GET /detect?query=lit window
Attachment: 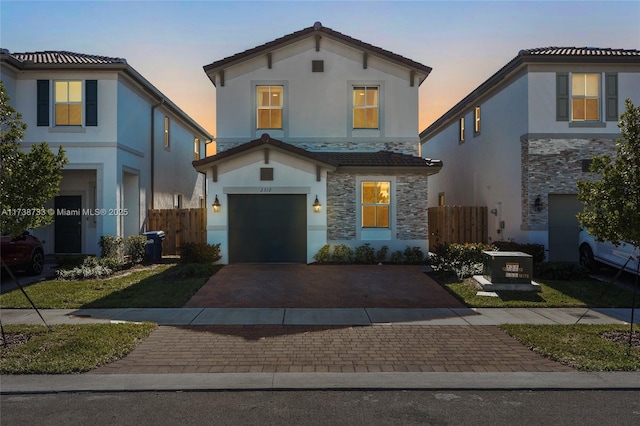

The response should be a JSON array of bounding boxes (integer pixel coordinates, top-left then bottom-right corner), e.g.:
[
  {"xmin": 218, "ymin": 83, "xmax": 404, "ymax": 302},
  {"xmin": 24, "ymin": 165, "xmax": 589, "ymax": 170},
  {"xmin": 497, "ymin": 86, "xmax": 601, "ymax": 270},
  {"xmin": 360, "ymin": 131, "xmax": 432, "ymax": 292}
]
[
  {"xmin": 438, "ymin": 192, "xmax": 445, "ymax": 206},
  {"xmin": 572, "ymin": 73, "xmax": 600, "ymax": 121},
  {"xmin": 257, "ymin": 86, "xmax": 283, "ymax": 129},
  {"xmin": 55, "ymin": 80, "xmax": 82, "ymax": 126},
  {"xmin": 194, "ymin": 137, "xmax": 200, "ymax": 161},
  {"xmin": 474, "ymin": 106, "xmax": 481, "ymax": 133},
  {"xmin": 459, "ymin": 117, "xmax": 465, "ymax": 141},
  {"xmin": 353, "ymin": 86, "xmax": 379, "ymax": 129},
  {"xmin": 361, "ymin": 181, "xmax": 390, "ymax": 228},
  {"xmin": 164, "ymin": 116, "xmax": 170, "ymax": 150}
]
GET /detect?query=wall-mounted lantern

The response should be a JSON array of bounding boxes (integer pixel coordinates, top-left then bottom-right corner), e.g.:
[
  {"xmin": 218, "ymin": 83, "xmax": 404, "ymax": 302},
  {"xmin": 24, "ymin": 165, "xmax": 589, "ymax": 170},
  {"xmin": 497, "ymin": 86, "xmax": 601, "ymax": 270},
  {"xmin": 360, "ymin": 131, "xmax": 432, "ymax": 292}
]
[
  {"xmin": 212, "ymin": 195, "xmax": 221, "ymax": 213},
  {"xmin": 533, "ymin": 195, "xmax": 544, "ymax": 212},
  {"xmin": 312, "ymin": 195, "xmax": 321, "ymax": 213}
]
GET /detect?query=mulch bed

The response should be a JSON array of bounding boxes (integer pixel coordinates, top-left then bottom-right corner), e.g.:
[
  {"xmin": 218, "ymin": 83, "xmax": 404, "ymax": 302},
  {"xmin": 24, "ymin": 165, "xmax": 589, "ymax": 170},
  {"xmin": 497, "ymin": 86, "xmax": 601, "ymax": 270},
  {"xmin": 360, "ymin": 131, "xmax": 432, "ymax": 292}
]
[{"xmin": 600, "ymin": 330, "xmax": 640, "ymax": 349}]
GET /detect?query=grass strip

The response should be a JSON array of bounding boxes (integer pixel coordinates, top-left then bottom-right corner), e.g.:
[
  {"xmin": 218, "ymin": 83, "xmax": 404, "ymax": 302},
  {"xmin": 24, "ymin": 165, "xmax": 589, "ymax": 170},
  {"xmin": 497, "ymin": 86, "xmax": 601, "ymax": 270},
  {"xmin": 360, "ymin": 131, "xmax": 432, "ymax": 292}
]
[
  {"xmin": 500, "ymin": 324, "xmax": 640, "ymax": 371},
  {"xmin": 0, "ymin": 263, "xmax": 220, "ymax": 309},
  {"xmin": 0, "ymin": 323, "xmax": 156, "ymax": 374},
  {"xmin": 443, "ymin": 278, "xmax": 635, "ymax": 308}
]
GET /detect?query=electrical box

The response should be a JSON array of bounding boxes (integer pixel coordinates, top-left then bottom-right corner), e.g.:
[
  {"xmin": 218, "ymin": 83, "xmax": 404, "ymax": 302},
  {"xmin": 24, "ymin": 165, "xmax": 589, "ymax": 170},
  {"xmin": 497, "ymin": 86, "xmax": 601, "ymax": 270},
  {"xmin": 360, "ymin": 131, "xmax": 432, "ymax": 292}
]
[{"xmin": 482, "ymin": 251, "xmax": 533, "ymax": 285}]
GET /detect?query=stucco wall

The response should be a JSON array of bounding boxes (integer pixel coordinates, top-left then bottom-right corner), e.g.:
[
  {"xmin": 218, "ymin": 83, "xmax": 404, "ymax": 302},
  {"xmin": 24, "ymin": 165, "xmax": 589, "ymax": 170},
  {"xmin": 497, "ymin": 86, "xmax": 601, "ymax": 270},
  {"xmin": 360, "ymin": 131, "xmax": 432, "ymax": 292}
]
[{"xmin": 215, "ymin": 36, "xmax": 420, "ymax": 155}]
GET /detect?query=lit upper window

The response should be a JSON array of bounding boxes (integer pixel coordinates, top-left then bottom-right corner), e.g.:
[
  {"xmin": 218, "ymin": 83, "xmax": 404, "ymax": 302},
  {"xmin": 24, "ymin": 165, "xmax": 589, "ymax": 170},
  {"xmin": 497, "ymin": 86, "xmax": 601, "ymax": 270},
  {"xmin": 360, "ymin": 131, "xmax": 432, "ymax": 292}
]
[
  {"xmin": 55, "ymin": 81, "xmax": 82, "ymax": 126},
  {"xmin": 353, "ymin": 86, "xmax": 379, "ymax": 129},
  {"xmin": 257, "ymin": 86, "xmax": 283, "ymax": 129},
  {"xmin": 572, "ymin": 73, "xmax": 600, "ymax": 121}
]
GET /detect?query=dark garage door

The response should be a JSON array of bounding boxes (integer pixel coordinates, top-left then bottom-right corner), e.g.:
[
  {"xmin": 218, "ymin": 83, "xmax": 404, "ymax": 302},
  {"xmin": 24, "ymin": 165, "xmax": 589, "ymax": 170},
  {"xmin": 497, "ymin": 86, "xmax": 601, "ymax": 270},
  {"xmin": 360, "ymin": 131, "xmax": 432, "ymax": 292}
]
[
  {"xmin": 548, "ymin": 194, "xmax": 583, "ymax": 263},
  {"xmin": 228, "ymin": 194, "xmax": 307, "ymax": 263}
]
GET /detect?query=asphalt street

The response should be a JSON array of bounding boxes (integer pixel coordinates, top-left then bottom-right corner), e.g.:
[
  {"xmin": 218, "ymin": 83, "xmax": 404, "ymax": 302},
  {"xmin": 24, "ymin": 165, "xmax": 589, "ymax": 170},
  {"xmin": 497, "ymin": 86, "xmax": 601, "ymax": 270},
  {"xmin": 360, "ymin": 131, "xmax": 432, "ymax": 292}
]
[{"xmin": 2, "ymin": 390, "xmax": 639, "ymax": 425}]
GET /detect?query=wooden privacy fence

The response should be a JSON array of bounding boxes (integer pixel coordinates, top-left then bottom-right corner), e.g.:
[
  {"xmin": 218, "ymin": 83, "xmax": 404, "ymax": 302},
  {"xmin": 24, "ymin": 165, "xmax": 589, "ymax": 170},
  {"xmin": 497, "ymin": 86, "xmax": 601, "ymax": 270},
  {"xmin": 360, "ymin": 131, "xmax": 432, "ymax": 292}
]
[
  {"xmin": 147, "ymin": 208, "xmax": 206, "ymax": 255},
  {"xmin": 428, "ymin": 206, "xmax": 488, "ymax": 252}
]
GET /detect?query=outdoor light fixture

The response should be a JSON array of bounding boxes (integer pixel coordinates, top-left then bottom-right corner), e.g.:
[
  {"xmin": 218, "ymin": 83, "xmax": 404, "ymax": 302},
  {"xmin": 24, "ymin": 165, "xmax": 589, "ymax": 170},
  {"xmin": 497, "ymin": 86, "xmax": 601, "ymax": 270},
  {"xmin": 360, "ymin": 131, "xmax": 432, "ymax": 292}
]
[
  {"xmin": 212, "ymin": 195, "xmax": 221, "ymax": 213},
  {"xmin": 312, "ymin": 195, "xmax": 321, "ymax": 213},
  {"xmin": 533, "ymin": 195, "xmax": 544, "ymax": 212}
]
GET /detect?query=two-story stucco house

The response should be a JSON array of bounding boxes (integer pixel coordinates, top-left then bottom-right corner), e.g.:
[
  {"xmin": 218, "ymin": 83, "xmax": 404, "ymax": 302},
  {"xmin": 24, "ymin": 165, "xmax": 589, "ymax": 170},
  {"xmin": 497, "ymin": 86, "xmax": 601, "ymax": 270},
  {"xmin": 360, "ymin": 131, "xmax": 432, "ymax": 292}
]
[
  {"xmin": 420, "ymin": 47, "xmax": 640, "ymax": 262},
  {"xmin": 193, "ymin": 22, "xmax": 441, "ymax": 263},
  {"xmin": 1, "ymin": 49, "xmax": 213, "ymax": 255}
]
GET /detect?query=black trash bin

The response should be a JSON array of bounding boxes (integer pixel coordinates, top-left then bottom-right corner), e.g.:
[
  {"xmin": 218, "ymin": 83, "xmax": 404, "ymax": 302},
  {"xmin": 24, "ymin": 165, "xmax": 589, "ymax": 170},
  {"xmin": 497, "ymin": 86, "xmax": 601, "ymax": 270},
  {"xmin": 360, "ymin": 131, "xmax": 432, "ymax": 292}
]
[{"xmin": 143, "ymin": 231, "xmax": 165, "ymax": 263}]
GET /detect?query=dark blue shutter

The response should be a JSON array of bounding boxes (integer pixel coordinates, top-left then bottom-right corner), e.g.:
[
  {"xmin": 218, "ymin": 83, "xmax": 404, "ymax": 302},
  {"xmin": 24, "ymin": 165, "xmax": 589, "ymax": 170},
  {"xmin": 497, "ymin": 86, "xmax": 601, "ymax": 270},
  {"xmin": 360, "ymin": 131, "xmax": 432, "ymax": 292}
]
[
  {"xmin": 556, "ymin": 73, "xmax": 569, "ymax": 121},
  {"xmin": 605, "ymin": 73, "xmax": 618, "ymax": 121},
  {"xmin": 85, "ymin": 80, "xmax": 98, "ymax": 126},
  {"xmin": 37, "ymin": 80, "xmax": 49, "ymax": 126}
]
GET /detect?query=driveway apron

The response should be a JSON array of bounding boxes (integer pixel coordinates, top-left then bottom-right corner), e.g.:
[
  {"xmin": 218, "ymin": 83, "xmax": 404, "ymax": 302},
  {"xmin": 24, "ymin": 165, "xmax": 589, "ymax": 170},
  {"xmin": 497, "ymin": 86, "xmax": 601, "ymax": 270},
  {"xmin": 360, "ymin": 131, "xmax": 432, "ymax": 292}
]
[{"xmin": 184, "ymin": 264, "xmax": 465, "ymax": 308}]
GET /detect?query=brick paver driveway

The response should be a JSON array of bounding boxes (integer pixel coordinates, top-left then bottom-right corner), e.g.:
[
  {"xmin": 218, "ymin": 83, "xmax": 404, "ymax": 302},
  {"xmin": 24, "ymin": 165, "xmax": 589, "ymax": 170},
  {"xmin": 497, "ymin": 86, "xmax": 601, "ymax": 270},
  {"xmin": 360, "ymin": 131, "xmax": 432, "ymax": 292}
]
[
  {"xmin": 184, "ymin": 264, "xmax": 464, "ymax": 308},
  {"xmin": 93, "ymin": 325, "xmax": 572, "ymax": 374}
]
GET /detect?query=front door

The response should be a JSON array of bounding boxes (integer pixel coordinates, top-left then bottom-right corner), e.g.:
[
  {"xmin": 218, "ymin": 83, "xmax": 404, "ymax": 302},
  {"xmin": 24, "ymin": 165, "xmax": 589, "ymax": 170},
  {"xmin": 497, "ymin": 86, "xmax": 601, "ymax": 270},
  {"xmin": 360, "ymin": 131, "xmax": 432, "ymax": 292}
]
[{"xmin": 54, "ymin": 195, "xmax": 82, "ymax": 253}]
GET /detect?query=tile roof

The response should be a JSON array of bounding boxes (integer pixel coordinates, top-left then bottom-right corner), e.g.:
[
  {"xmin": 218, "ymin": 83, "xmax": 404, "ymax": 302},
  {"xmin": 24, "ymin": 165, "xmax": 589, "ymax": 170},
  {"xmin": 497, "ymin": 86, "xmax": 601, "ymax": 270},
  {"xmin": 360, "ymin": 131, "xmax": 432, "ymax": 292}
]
[
  {"xmin": 204, "ymin": 21, "xmax": 431, "ymax": 76},
  {"xmin": 420, "ymin": 46, "xmax": 640, "ymax": 140},
  {"xmin": 7, "ymin": 50, "xmax": 126, "ymax": 64},
  {"xmin": 193, "ymin": 133, "xmax": 441, "ymax": 171},
  {"xmin": 518, "ymin": 47, "xmax": 640, "ymax": 57}
]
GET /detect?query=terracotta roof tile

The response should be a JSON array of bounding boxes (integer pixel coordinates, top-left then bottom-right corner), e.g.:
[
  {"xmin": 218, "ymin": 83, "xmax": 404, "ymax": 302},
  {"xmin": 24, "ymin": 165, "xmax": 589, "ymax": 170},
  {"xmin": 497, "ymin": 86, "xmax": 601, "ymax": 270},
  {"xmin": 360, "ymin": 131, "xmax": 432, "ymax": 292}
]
[
  {"xmin": 8, "ymin": 50, "xmax": 126, "ymax": 65},
  {"xmin": 204, "ymin": 22, "xmax": 431, "ymax": 75},
  {"xmin": 519, "ymin": 46, "xmax": 640, "ymax": 57}
]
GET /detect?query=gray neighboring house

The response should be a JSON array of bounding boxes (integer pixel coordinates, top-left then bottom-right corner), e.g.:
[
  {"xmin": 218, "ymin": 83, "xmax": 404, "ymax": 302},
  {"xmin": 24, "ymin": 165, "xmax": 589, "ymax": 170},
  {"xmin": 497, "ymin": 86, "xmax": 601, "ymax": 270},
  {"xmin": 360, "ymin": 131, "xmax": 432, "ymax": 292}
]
[{"xmin": 420, "ymin": 47, "xmax": 640, "ymax": 262}]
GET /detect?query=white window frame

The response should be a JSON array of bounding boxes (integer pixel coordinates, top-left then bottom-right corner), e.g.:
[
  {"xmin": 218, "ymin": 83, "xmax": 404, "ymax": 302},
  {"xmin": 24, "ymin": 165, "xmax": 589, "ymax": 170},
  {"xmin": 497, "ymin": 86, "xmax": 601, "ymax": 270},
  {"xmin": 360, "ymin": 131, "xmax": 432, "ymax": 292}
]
[
  {"xmin": 571, "ymin": 73, "xmax": 601, "ymax": 122},
  {"xmin": 356, "ymin": 176, "xmax": 395, "ymax": 241},
  {"xmin": 164, "ymin": 116, "xmax": 170, "ymax": 151},
  {"xmin": 474, "ymin": 106, "xmax": 481, "ymax": 134},
  {"xmin": 194, "ymin": 137, "xmax": 200, "ymax": 161},
  {"xmin": 352, "ymin": 86, "xmax": 380, "ymax": 129},
  {"xmin": 459, "ymin": 117, "xmax": 465, "ymax": 142},
  {"xmin": 54, "ymin": 80, "xmax": 83, "ymax": 126},
  {"xmin": 256, "ymin": 85, "xmax": 283, "ymax": 130}
]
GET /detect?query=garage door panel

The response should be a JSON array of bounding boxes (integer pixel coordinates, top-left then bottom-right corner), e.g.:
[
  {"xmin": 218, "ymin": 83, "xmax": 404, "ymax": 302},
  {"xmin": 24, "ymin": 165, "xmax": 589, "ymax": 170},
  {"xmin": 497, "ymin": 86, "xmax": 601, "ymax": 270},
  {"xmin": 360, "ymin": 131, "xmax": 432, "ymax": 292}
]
[{"xmin": 228, "ymin": 194, "xmax": 307, "ymax": 263}]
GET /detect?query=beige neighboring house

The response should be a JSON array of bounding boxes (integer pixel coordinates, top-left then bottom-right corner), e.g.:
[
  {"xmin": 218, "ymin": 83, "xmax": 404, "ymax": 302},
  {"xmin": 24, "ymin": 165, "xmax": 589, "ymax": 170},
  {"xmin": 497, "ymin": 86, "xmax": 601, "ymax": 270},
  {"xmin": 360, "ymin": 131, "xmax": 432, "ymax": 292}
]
[{"xmin": 193, "ymin": 22, "xmax": 441, "ymax": 263}]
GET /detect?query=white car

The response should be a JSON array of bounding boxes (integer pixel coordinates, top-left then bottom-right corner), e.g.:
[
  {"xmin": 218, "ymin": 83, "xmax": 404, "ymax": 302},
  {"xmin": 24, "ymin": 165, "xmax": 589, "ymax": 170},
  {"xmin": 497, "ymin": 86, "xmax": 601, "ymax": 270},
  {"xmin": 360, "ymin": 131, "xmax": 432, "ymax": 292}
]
[{"xmin": 578, "ymin": 229, "xmax": 639, "ymax": 276}]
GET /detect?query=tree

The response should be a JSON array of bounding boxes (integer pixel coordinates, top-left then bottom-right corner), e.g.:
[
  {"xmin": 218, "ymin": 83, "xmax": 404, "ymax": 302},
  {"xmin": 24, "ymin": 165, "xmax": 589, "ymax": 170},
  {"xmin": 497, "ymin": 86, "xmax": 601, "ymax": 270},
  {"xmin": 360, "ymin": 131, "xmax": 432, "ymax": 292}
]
[
  {"xmin": 577, "ymin": 98, "xmax": 640, "ymax": 249},
  {"xmin": 0, "ymin": 81, "xmax": 68, "ymax": 237}
]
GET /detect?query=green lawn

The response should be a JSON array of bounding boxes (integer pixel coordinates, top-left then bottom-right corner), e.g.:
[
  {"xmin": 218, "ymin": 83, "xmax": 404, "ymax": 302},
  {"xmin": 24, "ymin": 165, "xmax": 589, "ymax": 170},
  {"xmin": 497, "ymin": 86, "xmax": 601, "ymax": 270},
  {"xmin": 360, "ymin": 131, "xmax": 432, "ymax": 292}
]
[
  {"xmin": 500, "ymin": 324, "xmax": 640, "ymax": 371},
  {"xmin": 0, "ymin": 262, "xmax": 221, "ymax": 309},
  {"xmin": 443, "ymin": 277, "xmax": 636, "ymax": 308},
  {"xmin": 0, "ymin": 323, "xmax": 156, "ymax": 374}
]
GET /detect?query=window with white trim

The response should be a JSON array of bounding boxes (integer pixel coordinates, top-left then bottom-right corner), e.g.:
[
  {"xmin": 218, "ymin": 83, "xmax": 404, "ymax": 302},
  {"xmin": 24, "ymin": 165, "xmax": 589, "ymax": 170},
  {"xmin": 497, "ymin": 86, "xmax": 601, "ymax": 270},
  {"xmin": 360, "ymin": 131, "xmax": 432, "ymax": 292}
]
[
  {"xmin": 361, "ymin": 181, "xmax": 390, "ymax": 228},
  {"xmin": 474, "ymin": 106, "xmax": 481, "ymax": 134},
  {"xmin": 257, "ymin": 85, "xmax": 283, "ymax": 129},
  {"xmin": 164, "ymin": 116, "xmax": 170, "ymax": 150},
  {"xmin": 353, "ymin": 86, "xmax": 379, "ymax": 129},
  {"xmin": 194, "ymin": 137, "xmax": 200, "ymax": 161},
  {"xmin": 55, "ymin": 80, "xmax": 82, "ymax": 126},
  {"xmin": 459, "ymin": 117, "xmax": 465, "ymax": 142},
  {"xmin": 571, "ymin": 73, "xmax": 600, "ymax": 121}
]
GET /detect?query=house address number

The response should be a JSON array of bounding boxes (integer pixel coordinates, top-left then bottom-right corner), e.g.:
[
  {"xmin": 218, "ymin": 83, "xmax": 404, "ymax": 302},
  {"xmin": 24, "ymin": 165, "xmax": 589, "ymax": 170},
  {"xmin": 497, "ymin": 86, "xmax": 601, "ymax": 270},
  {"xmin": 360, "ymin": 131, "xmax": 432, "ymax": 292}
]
[{"xmin": 260, "ymin": 187, "xmax": 272, "ymax": 193}]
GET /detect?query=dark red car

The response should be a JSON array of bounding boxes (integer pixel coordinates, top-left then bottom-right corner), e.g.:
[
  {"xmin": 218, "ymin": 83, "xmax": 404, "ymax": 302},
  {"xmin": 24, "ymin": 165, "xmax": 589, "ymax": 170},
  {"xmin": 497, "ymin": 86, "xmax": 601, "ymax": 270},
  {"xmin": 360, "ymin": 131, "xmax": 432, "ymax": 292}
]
[{"xmin": 1, "ymin": 231, "xmax": 45, "ymax": 275}]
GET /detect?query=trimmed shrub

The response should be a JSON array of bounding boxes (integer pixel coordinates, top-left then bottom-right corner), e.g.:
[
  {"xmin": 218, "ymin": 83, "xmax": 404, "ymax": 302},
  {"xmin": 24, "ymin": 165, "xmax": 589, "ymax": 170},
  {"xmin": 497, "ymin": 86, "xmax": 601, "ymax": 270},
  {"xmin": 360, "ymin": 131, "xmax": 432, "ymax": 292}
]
[
  {"xmin": 180, "ymin": 242, "xmax": 222, "ymax": 264},
  {"xmin": 56, "ymin": 256, "xmax": 113, "ymax": 280},
  {"xmin": 430, "ymin": 242, "xmax": 496, "ymax": 280},
  {"xmin": 390, "ymin": 250, "xmax": 404, "ymax": 264},
  {"xmin": 375, "ymin": 245, "xmax": 389, "ymax": 263},
  {"xmin": 331, "ymin": 244, "xmax": 354, "ymax": 264},
  {"xmin": 99, "ymin": 236, "xmax": 123, "ymax": 260},
  {"xmin": 403, "ymin": 246, "xmax": 426, "ymax": 264},
  {"xmin": 354, "ymin": 243, "xmax": 376, "ymax": 264},
  {"xmin": 493, "ymin": 241, "xmax": 546, "ymax": 265},
  {"xmin": 314, "ymin": 244, "xmax": 331, "ymax": 263},
  {"xmin": 124, "ymin": 235, "xmax": 147, "ymax": 264}
]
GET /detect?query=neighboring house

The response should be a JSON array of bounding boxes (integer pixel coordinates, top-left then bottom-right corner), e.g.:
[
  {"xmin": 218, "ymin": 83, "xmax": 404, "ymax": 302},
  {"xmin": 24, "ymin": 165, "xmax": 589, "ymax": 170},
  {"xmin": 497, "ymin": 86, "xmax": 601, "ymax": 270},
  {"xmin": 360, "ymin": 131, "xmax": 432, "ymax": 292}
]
[
  {"xmin": 0, "ymin": 49, "xmax": 213, "ymax": 255},
  {"xmin": 193, "ymin": 22, "xmax": 441, "ymax": 264},
  {"xmin": 420, "ymin": 47, "xmax": 640, "ymax": 262}
]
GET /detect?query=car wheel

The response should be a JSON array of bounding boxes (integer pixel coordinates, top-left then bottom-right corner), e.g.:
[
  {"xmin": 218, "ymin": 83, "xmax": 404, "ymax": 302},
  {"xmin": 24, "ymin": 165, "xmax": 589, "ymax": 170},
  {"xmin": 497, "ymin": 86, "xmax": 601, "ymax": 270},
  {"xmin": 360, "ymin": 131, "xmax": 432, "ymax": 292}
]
[
  {"xmin": 26, "ymin": 249, "xmax": 45, "ymax": 275},
  {"xmin": 579, "ymin": 244, "xmax": 598, "ymax": 273}
]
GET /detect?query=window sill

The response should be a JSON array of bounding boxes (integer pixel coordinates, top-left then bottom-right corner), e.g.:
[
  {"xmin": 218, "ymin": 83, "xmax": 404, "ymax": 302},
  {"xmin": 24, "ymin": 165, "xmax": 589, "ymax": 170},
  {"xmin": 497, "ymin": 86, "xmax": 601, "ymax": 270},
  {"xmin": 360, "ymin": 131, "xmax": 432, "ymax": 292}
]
[
  {"xmin": 568, "ymin": 121, "xmax": 606, "ymax": 128},
  {"xmin": 48, "ymin": 126, "xmax": 86, "ymax": 133}
]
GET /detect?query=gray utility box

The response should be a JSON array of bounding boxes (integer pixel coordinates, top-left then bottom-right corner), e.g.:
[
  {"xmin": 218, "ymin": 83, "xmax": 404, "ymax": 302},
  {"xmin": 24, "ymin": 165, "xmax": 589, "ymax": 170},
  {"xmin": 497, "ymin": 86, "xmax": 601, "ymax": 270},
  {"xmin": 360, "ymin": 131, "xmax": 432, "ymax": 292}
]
[{"xmin": 482, "ymin": 251, "xmax": 533, "ymax": 285}]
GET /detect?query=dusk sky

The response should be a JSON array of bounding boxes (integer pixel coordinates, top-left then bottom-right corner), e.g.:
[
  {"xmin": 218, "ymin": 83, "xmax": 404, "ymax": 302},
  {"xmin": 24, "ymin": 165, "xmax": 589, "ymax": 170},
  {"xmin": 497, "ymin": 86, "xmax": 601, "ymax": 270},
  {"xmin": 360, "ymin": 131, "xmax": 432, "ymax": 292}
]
[{"xmin": 1, "ymin": 1, "xmax": 638, "ymax": 138}]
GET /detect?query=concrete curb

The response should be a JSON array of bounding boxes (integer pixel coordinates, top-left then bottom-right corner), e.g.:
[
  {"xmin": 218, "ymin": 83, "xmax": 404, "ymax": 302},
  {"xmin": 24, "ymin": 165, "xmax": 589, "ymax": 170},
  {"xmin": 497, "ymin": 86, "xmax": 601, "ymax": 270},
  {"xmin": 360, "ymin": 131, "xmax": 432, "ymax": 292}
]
[{"xmin": 2, "ymin": 372, "xmax": 639, "ymax": 393}]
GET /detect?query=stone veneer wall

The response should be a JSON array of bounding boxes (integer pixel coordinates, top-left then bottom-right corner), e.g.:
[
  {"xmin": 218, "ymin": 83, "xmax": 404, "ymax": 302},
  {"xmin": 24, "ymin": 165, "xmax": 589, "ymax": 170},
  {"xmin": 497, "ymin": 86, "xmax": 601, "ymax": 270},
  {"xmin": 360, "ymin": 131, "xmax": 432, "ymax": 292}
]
[
  {"xmin": 326, "ymin": 171, "xmax": 357, "ymax": 241},
  {"xmin": 521, "ymin": 137, "xmax": 616, "ymax": 229},
  {"xmin": 326, "ymin": 171, "xmax": 428, "ymax": 241},
  {"xmin": 218, "ymin": 140, "xmax": 419, "ymax": 155}
]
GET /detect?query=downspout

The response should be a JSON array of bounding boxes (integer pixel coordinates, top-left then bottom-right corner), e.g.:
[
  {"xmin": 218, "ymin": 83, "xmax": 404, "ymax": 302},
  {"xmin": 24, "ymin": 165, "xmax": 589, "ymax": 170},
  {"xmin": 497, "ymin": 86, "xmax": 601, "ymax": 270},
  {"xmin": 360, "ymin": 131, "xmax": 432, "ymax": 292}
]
[{"xmin": 150, "ymin": 98, "xmax": 164, "ymax": 209}]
